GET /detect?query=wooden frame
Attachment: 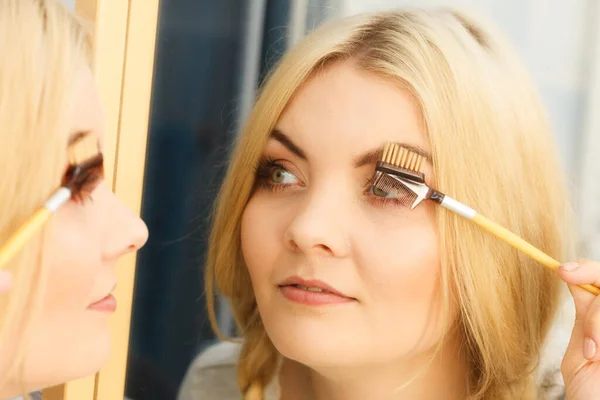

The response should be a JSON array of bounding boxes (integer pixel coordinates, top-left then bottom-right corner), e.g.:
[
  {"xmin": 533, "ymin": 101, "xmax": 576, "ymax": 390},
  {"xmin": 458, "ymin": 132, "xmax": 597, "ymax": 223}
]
[{"xmin": 43, "ymin": 0, "xmax": 158, "ymax": 399}]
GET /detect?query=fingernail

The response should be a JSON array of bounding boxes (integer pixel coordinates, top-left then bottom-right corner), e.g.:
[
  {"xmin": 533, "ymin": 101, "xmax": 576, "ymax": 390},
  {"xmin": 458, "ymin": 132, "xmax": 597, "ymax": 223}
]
[
  {"xmin": 561, "ymin": 262, "xmax": 579, "ymax": 272},
  {"xmin": 584, "ymin": 338, "xmax": 597, "ymax": 360}
]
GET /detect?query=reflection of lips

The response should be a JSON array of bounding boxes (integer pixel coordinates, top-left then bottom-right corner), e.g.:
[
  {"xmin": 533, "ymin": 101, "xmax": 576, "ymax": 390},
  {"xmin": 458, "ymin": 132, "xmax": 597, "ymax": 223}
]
[{"xmin": 87, "ymin": 294, "xmax": 117, "ymax": 313}]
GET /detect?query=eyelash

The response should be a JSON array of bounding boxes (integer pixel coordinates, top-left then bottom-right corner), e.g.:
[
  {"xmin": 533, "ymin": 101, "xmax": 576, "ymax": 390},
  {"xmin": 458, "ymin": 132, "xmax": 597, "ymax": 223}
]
[
  {"xmin": 253, "ymin": 157, "xmax": 410, "ymax": 208},
  {"xmin": 70, "ymin": 166, "xmax": 104, "ymax": 205},
  {"xmin": 363, "ymin": 176, "xmax": 412, "ymax": 208}
]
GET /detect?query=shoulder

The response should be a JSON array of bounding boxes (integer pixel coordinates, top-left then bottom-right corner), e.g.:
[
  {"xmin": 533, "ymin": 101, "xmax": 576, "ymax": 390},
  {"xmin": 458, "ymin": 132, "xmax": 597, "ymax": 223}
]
[{"xmin": 178, "ymin": 341, "xmax": 243, "ymax": 400}]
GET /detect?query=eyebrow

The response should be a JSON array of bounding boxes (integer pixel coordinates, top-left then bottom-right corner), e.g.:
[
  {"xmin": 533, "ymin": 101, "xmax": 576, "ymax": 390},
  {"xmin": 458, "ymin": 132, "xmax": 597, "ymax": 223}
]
[
  {"xmin": 353, "ymin": 143, "xmax": 431, "ymax": 168},
  {"xmin": 270, "ymin": 129, "xmax": 307, "ymax": 160},
  {"xmin": 67, "ymin": 130, "xmax": 92, "ymax": 146},
  {"xmin": 268, "ymin": 128, "xmax": 431, "ymax": 168}
]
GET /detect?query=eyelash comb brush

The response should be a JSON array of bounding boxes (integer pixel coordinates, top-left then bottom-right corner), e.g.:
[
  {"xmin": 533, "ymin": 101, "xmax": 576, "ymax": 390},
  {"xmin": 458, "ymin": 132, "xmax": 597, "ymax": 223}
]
[{"xmin": 373, "ymin": 142, "xmax": 600, "ymax": 296}]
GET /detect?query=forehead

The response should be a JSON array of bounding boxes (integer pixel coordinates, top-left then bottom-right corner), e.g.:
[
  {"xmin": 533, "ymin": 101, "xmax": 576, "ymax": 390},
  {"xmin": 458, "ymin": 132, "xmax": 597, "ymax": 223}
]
[
  {"xmin": 67, "ymin": 66, "xmax": 105, "ymax": 149},
  {"xmin": 275, "ymin": 61, "xmax": 428, "ymax": 160}
]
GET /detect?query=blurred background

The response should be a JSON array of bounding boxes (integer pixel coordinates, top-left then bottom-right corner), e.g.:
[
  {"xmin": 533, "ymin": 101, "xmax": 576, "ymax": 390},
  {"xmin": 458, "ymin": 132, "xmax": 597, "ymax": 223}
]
[{"xmin": 62, "ymin": 0, "xmax": 600, "ymax": 399}]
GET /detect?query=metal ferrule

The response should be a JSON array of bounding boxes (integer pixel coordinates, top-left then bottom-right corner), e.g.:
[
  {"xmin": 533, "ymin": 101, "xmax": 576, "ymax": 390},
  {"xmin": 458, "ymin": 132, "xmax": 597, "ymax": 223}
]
[
  {"xmin": 44, "ymin": 187, "xmax": 72, "ymax": 213},
  {"xmin": 376, "ymin": 162, "xmax": 425, "ymax": 183}
]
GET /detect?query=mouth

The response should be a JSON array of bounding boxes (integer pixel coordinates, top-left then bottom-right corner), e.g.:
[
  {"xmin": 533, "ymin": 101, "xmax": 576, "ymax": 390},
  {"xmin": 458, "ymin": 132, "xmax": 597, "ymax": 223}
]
[
  {"xmin": 278, "ymin": 277, "xmax": 356, "ymax": 306},
  {"xmin": 87, "ymin": 284, "xmax": 117, "ymax": 313}
]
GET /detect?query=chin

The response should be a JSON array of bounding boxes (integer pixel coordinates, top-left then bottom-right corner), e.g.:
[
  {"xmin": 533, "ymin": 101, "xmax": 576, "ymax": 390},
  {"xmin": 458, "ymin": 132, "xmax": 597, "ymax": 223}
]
[
  {"xmin": 71, "ymin": 326, "xmax": 112, "ymax": 376},
  {"xmin": 263, "ymin": 316, "xmax": 368, "ymax": 368}
]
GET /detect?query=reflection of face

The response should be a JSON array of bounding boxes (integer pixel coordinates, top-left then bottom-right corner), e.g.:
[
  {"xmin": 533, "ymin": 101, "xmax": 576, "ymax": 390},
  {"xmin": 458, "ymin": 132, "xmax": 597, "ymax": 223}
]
[
  {"xmin": 241, "ymin": 61, "xmax": 452, "ymax": 370},
  {"xmin": 2, "ymin": 67, "xmax": 148, "ymax": 393}
]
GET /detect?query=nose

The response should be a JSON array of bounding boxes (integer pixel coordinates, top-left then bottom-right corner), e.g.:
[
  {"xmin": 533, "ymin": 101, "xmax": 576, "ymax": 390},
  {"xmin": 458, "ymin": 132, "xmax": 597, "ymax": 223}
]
[
  {"xmin": 103, "ymin": 193, "xmax": 149, "ymax": 260},
  {"xmin": 284, "ymin": 190, "xmax": 350, "ymax": 258}
]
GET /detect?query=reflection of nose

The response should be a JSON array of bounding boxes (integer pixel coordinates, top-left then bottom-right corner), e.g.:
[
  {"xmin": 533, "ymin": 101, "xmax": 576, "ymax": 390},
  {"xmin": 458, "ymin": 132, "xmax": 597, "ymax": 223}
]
[
  {"xmin": 284, "ymin": 191, "xmax": 350, "ymax": 258},
  {"xmin": 104, "ymin": 194, "xmax": 149, "ymax": 260}
]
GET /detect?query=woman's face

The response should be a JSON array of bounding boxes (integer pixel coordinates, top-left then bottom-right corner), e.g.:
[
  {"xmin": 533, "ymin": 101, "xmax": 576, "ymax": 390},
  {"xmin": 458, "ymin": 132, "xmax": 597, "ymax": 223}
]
[
  {"xmin": 241, "ymin": 61, "xmax": 451, "ymax": 369},
  {"xmin": 4, "ymin": 67, "xmax": 149, "ymax": 392}
]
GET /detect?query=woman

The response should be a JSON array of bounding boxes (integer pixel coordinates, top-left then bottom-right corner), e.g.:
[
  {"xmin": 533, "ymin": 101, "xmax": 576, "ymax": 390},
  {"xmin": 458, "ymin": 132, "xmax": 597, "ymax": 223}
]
[
  {"xmin": 0, "ymin": 0, "xmax": 148, "ymax": 397},
  {"xmin": 180, "ymin": 8, "xmax": 600, "ymax": 400}
]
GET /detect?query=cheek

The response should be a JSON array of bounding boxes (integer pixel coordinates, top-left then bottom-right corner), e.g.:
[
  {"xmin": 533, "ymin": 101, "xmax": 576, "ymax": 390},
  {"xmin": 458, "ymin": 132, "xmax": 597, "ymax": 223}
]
[
  {"xmin": 20, "ymin": 203, "xmax": 110, "ymax": 387},
  {"xmin": 361, "ymin": 223, "xmax": 440, "ymax": 298},
  {"xmin": 355, "ymin": 205, "xmax": 440, "ymax": 297},
  {"xmin": 43, "ymin": 207, "xmax": 100, "ymax": 311},
  {"xmin": 241, "ymin": 195, "xmax": 289, "ymax": 286},
  {"xmin": 354, "ymin": 210, "xmax": 446, "ymax": 343}
]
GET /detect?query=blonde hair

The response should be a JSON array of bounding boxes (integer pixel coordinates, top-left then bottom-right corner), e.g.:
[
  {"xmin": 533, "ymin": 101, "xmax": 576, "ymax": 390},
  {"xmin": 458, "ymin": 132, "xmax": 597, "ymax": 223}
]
[
  {"xmin": 206, "ymin": 8, "xmax": 572, "ymax": 400},
  {"xmin": 0, "ymin": 0, "xmax": 91, "ymax": 387}
]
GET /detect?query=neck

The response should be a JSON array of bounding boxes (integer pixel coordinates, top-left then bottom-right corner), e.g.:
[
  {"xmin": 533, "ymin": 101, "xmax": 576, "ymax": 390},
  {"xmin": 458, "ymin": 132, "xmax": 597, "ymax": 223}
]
[{"xmin": 280, "ymin": 338, "xmax": 468, "ymax": 400}]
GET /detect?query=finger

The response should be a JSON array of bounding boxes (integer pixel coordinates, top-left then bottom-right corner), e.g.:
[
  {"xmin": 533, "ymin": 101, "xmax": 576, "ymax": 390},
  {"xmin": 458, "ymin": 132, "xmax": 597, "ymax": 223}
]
[
  {"xmin": 583, "ymin": 293, "xmax": 600, "ymax": 361},
  {"xmin": 557, "ymin": 260, "xmax": 600, "ymax": 287},
  {"xmin": 0, "ymin": 270, "xmax": 13, "ymax": 294},
  {"xmin": 560, "ymin": 284, "xmax": 593, "ymax": 382},
  {"xmin": 557, "ymin": 260, "xmax": 600, "ymax": 317}
]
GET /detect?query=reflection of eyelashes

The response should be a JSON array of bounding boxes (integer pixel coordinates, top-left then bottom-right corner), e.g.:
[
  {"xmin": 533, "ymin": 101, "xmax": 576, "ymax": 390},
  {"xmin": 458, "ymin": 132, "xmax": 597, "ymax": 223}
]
[
  {"xmin": 64, "ymin": 131, "xmax": 104, "ymax": 204},
  {"xmin": 0, "ymin": 139, "xmax": 104, "ymax": 270},
  {"xmin": 62, "ymin": 153, "xmax": 105, "ymax": 204}
]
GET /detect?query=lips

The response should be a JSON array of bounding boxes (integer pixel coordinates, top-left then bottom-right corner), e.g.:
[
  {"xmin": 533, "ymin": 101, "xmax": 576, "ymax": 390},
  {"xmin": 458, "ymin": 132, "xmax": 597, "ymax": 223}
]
[
  {"xmin": 87, "ymin": 293, "xmax": 117, "ymax": 313},
  {"xmin": 87, "ymin": 284, "xmax": 117, "ymax": 313},
  {"xmin": 279, "ymin": 277, "xmax": 348, "ymax": 296},
  {"xmin": 278, "ymin": 276, "xmax": 356, "ymax": 306}
]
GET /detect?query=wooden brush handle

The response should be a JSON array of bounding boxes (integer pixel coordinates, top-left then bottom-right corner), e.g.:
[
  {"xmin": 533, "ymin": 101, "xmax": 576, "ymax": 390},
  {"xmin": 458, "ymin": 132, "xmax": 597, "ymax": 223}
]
[
  {"xmin": 472, "ymin": 214, "xmax": 600, "ymax": 296},
  {"xmin": 0, "ymin": 208, "xmax": 52, "ymax": 269}
]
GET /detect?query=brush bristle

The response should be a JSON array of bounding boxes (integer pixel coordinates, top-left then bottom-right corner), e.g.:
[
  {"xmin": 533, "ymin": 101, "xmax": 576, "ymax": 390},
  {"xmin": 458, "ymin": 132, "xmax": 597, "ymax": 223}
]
[
  {"xmin": 372, "ymin": 173, "xmax": 419, "ymax": 208},
  {"xmin": 382, "ymin": 143, "xmax": 425, "ymax": 173},
  {"xmin": 68, "ymin": 133, "xmax": 100, "ymax": 165}
]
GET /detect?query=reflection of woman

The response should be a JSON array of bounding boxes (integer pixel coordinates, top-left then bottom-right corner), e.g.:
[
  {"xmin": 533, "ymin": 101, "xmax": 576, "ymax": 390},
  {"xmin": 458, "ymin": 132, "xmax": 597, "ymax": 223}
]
[
  {"xmin": 181, "ymin": 9, "xmax": 600, "ymax": 400},
  {"xmin": 0, "ymin": 0, "xmax": 148, "ymax": 397}
]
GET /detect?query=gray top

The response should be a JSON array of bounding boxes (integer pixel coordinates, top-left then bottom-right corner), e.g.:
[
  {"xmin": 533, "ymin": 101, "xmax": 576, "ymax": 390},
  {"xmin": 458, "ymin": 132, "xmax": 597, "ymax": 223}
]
[
  {"xmin": 178, "ymin": 336, "xmax": 567, "ymax": 400},
  {"xmin": 178, "ymin": 341, "xmax": 280, "ymax": 400}
]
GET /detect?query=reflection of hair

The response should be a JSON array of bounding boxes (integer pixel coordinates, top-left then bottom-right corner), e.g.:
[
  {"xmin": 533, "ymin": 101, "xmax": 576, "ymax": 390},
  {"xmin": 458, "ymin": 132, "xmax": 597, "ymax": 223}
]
[
  {"xmin": 0, "ymin": 0, "xmax": 91, "ymax": 385},
  {"xmin": 206, "ymin": 9, "xmax": 573, "ymax": 399}
]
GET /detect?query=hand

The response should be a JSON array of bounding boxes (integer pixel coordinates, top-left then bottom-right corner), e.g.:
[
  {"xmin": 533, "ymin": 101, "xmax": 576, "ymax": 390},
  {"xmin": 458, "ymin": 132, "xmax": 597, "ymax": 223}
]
[
  {"xmin": 0, "ymin": 270, "xmax": 12, "ymax": 294},
  {"xmin": 557, "ymin": 260, "xmax": 600, "ymax": 399}
]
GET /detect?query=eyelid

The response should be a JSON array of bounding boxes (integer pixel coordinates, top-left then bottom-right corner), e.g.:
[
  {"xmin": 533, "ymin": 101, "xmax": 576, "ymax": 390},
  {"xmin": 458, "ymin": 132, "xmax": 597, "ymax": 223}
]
[{"xmin": 279, "ymin": 160, "xmax": 305, "ymax": 183}]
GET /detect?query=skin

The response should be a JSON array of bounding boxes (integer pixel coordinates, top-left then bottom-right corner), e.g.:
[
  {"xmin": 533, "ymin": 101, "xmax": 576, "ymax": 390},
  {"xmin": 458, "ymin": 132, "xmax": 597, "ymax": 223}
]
[
  {"xmin": 241, "ymin": 61, "xmax": 466, "ymax": 399},
  {"xmin": 0, "ymin": 67, "xmax": 148, "ymax": 397},
  {"xmin": 0, "ymin": 272, "xmax": 12, "ymax": 293}
]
